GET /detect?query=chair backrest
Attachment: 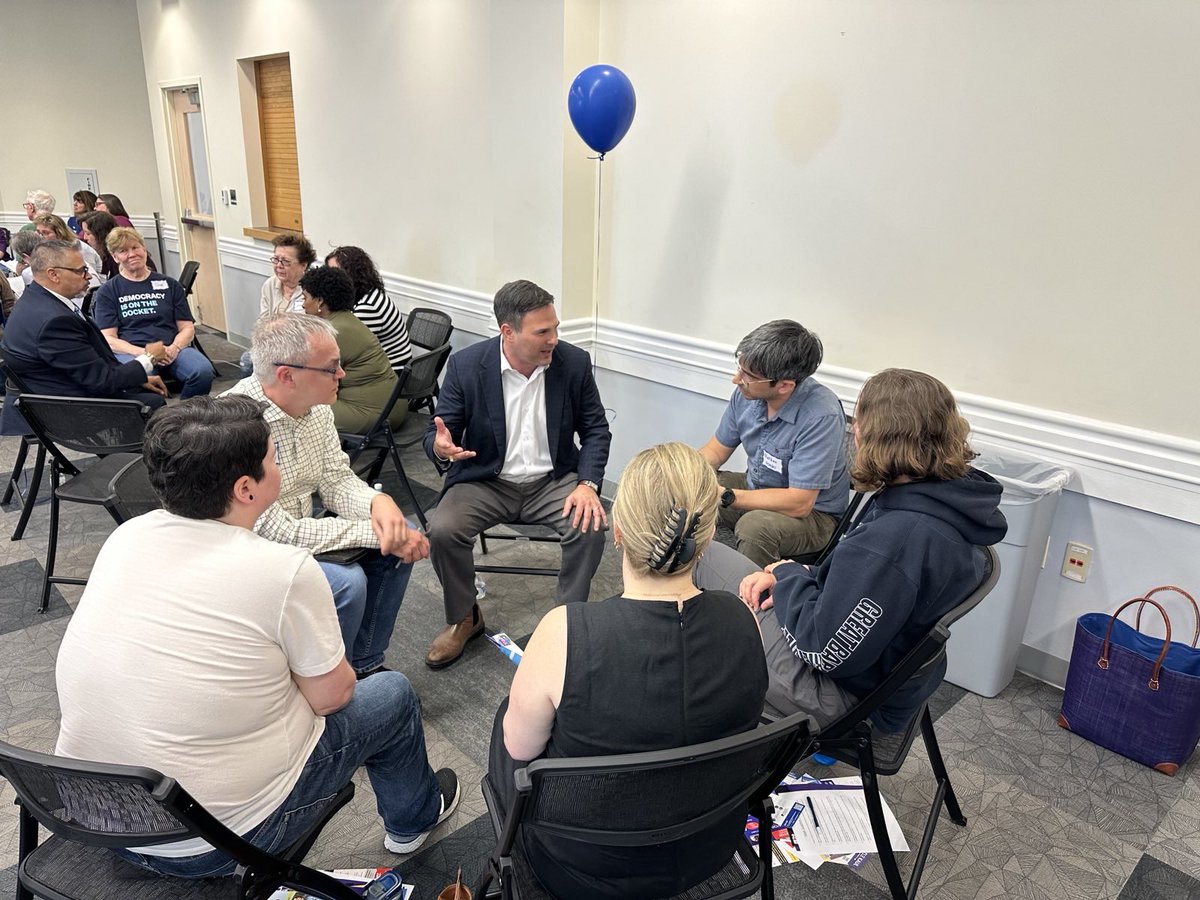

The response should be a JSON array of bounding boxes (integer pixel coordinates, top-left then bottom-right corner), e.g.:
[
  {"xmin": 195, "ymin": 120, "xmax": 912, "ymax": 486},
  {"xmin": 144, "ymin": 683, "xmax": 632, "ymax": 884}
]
[
  {"xmin": 0, "ymin": 739, "xmax": 361, "ymax": 899},
  {"xmin": 0, "ymin": 357, "xmax": 33, "ymax": 395},
  {"xmin": 401, "ymin": 342, "xmax": 451, "ymax": 402},
  {"xmin": 513, "ymin": 714, "xmax": 811, "ymax": 846},
  {"xmin": 805, "ymin": 413, "xmax": 869, "ymax": 565},
  {"xmin": 820, "ymin": 544, "xmax": 1001, "ymax": 742},
  {"xmin": 108, "ymin": 457, "xmax": 164, "ymax": 521},
  {"xmin": 15, "ymin": 395, "xmax": 150, "ymax": 472},
  {"xmin": 179, "ymin": 260, "xmax": 200, "ymax": 296},
  {"xmin": 346, "ymin": 365, "xmax": 412, "ymax": 445},
  {"xmin": 406, "ymin": 307, "xmax": 453, "ymax": 350}
]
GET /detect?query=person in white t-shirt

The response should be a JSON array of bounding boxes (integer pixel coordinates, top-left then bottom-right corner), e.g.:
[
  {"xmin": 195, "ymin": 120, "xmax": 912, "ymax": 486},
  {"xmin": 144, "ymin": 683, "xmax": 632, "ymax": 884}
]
[{"xmin": 54, "ymin": 395, "xmax": 459, "ymax": 879}]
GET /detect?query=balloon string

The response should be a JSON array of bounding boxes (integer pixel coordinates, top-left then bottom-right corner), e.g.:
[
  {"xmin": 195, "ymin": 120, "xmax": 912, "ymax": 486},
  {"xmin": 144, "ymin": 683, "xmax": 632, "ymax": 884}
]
[{"xmin": 591, "ymin": 156, "xmax": 603, "ymax": 376}]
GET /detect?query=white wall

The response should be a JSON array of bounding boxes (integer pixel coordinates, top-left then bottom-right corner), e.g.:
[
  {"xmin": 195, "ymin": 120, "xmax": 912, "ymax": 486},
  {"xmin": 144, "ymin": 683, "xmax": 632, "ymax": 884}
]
[
  {"xmin": 0, "ymin": 0, "xmax": 161, "ymax": 216},
  {"xmin": 597, "ymin": 0, "xmax": 1200, "ymax": 440},
  {"xmin": 134, "ymin": 0, "xmax": 570, "ymax": 340}
]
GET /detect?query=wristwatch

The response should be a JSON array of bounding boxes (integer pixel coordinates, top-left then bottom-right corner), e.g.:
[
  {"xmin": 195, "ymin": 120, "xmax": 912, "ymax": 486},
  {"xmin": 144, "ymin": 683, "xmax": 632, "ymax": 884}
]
[
  {"xmin": 579, "ymin": 480, "xmax": 600, "ymax": 493},
  {"xmin": 721, "ymin": 488, "xmax": 736, "ymax": 508}
]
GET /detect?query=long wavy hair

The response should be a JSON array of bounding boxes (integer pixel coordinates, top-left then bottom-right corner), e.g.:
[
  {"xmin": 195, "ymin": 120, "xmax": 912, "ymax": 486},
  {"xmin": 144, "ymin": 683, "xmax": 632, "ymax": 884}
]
[
  {"xmin": 324, "ymin": 245, "xmax": 384, "ymax": 299},
  {"xmin": 851, "ymin": 369, "xmax": 976, "ymax": 490}
]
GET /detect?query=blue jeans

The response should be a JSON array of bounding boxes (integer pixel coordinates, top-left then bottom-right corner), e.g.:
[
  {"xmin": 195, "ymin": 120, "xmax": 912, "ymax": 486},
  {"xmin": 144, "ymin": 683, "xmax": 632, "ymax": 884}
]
[
  {"xmin": 114, "ymin": 672, "xmax": 441, "ymax": 878},
  {"xmin": 116, "ymin": 347, "xmax": 214, "ymax": 398},
  {"xmin": 319, "ymin": 550, "xmax": 414, "ymax": 673}
]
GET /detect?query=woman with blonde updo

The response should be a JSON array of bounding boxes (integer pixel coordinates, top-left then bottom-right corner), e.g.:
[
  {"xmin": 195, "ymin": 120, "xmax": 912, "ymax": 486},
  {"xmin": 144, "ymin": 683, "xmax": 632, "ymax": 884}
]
[{"xmin": 487, "ymin": 441, "xmax": 768, "ymax": 900}]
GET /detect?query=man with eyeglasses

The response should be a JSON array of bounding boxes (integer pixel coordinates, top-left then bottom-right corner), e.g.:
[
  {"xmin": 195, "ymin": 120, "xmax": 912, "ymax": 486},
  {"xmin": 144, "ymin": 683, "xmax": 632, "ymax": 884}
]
[
  {"xmin": 224, "ymin": 313, "xmax": 428, "ymax": 682},
  {"xmin": 19, "ymin": 189, "xmax": 56, "ymax": 232},
  {"xmin": 698, "ymin": 319, "xmax": 849, "ymax": 567},
  {"xmin": 0, "ymin": 240, "xmax": 167, "ymax": 434}
]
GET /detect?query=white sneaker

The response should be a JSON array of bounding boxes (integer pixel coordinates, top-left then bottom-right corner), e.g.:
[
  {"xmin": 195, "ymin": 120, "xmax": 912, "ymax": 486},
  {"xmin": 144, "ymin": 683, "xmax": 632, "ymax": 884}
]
[{"xmin": 383, "ymin": 768, "xmax": 461, "ymax": 855}]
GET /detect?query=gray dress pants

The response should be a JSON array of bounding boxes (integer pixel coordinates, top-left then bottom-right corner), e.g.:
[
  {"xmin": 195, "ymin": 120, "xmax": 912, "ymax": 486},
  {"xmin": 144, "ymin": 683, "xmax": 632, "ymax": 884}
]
[{"xmin": 428, "ymin": 472, "xmax": 607, "ymax": 623}]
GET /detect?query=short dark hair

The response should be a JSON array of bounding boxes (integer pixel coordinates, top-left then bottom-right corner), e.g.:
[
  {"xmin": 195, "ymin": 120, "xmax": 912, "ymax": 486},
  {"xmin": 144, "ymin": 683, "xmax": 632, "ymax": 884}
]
[
  {"xmin": 143, "ymin": 396, "xmax": 271, "ymax": 519},
  {"xmin": 73, "ymin": 190, "xmax": 97, "ymax": 210},
  {"xmin": 494, "ymin": 279, "xmax": 554, "ymax": 329},
  {"xmin": 735, "ymin": 319, "xmax": 823, "ymax": 383},
  {"xmin": 272, "ymin": 232, "xmax": 317, "ymax": 267},
  {"xmin": 299, "ymin": 266, "xmax": 357, "ymax": 312},
  {"xmin": 324, "ymin": 245, "xmax": 383, "ymax": 298},
  {"xmin": 79, "ymin": 210, "xmax": 117, "ymax": 249}
]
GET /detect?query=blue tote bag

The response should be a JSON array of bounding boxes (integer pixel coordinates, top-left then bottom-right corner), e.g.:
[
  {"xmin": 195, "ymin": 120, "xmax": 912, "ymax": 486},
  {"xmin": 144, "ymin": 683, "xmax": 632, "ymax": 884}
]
[{"xmin": 1058, "ymin": 586, "xmax": 1200, "ymax": 776}]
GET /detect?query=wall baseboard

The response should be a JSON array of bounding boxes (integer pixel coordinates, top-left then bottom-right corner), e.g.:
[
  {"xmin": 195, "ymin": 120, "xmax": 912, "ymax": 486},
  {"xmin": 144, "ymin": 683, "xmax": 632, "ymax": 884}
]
[
  {"xmin": 1016, "ymin": 644, "xmax": 1070, "ymax": 690},
  {"xmin": 208, "ymin": 238, "xmax": 1200, "ymax": 525}
]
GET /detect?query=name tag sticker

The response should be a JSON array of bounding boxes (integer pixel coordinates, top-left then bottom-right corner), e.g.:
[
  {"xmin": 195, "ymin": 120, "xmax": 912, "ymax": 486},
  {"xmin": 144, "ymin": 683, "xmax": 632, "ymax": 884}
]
[
  {"xmin": 151, "ymin": 280, "xmax": 168, "ymax": 290},
  {"xmin": 762, "ymin": 451, "xmax": 784, "ymax": 474}
]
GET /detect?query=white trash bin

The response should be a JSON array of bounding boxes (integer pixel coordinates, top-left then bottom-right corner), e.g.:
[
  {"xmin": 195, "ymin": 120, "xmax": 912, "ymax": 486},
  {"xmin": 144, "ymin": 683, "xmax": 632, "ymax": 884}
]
[{"xmin": 944, "ymin": 449, "xmax": 1073, "ymax": 697}]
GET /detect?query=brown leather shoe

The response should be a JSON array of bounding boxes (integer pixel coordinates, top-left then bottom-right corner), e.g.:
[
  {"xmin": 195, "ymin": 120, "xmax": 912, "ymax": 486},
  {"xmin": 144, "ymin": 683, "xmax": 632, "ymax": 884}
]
[{"xmin": 425, "ymin": 604, "xmax": 485, "ymax": 669}]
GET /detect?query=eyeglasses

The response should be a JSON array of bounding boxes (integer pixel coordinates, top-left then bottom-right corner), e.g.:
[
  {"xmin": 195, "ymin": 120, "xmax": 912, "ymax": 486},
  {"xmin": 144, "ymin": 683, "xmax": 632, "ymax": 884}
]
[
  {"xmin": 270, "ymin": 256, "xmax": 296, "ymax": 267},
  {"xmin": 734, "ymin": 365, "xmax": 773, "ymax": 386},
  {"xmin": 272, "ymin": 440, "xmax": 281, "ymax": 464},
  {"xmin": 273, "ymin": 361, "xmax": 343, "ymax": 377},
  {"xmin": 50, "ymin": 265, "xmax": 90, "ymax": 277},
  {"xmin": 22, "ymin": 202, "xmax": 36, "ymax": 209}
]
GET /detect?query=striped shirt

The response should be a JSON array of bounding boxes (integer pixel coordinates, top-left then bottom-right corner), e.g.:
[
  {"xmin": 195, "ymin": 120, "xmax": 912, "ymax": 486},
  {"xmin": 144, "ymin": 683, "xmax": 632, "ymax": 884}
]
[{"xmin": 353, "ymin": 288, "xmax": 412, "ymax": 370}]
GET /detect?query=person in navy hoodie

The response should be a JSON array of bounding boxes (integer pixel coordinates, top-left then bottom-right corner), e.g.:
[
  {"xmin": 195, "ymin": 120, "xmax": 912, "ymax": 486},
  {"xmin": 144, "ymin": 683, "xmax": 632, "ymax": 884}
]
[{"xmin": 736, "ymin": 368, "xmax": 1007, "ymax": 731}]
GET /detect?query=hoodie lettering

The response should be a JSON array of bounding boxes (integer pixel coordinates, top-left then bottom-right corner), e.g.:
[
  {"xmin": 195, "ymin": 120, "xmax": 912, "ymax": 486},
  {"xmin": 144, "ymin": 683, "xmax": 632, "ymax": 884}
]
[{"xmin": 783, "ymin": 597, "xmax": 884, "ymax": 672}]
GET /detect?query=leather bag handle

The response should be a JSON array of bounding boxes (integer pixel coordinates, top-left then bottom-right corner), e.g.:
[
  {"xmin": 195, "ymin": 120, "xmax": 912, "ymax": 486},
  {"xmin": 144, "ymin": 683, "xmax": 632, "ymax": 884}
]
[
  {"xmin": 1100, "ymin": 597, "xmax": 1172, "ymax": 691},
  {"xmin": 1134, "ymin": 585, "xmax": 1199, "ymax": 648}
]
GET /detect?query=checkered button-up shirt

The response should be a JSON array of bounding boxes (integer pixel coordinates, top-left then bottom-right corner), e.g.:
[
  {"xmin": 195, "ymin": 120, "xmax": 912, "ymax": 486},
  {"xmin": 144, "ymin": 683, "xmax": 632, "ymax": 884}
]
[{"xmin": 225, "ymin": 376, "xmax": 378, "ymax": 554}]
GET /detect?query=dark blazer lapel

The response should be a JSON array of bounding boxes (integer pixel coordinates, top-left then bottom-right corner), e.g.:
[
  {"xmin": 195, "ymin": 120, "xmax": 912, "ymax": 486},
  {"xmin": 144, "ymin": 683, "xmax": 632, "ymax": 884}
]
[
  {"xmin": 482, "ymin": 339, "xmax": 507, "ymax": 454},
  {"xmin": 544, "ymin": 350, "xmax": 566, "ymax": 462}
]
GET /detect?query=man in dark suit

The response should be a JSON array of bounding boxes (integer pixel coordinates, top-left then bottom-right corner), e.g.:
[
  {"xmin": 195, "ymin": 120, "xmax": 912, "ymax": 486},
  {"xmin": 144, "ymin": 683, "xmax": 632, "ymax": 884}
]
[
  {"xmin": 0, "ymin": 240, "xmax": 167, "ymax": 433},
  {"xmin": 422, "ymin": 280, "xmax": 611, "ymax": 668}
]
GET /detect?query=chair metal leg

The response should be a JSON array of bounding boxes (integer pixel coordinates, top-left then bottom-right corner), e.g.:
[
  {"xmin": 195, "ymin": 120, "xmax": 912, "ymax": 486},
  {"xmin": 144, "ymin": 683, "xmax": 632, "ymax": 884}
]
[
  {"xmin": 389, "ymin": 440, "xmax": 428, "ymax": 530},
  {"xmin": 40, "ymin": 465, "xmax": 65, "ymax": 613},
  {"xmin": 855, "ymin": 727, "xmax": 908, "ymax": 900},
  {"xmin": 10, "ymin": 442, "xmax": 46, "ymax": 542},
  {"xmin": 17, "ymin": 805, "xmax": 38, "ymax": 900},
  {"xmin": 921, "ymin": 708, "xmax": 967, "ymax": 826},
  {"xmin": 3, "ymin": 435, "xmax": 29, "ymax": 504}
]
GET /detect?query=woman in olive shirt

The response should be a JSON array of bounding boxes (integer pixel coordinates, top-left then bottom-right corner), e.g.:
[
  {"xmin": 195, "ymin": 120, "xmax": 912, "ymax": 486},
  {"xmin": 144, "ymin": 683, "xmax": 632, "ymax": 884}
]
[{"xmin": 298, "ymin": 266, "xmax": 403, "ymax": 433}]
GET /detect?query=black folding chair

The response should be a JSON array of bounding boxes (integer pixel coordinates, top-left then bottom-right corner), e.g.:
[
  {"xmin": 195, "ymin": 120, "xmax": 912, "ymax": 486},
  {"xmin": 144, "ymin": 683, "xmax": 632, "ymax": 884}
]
[
  {"xmin": 339, "ymin": 342, "xmax": 452, "ymax": 529},
  {"xmin": 0, "ymin": 738, "xmax": 358, "ymax": 900},
  {"xmin": 0, "ymin": 358, "xmax": 47, "ymax": 542},
  {"xmin": 13, "ymin": 394, "xmax": 153, "ymax": 612},
  {"xmin": 801, "ymin": 545, "xmax": 1002, "ymax": 900},
  {"xmin": 404, "ymin": 308, "xmax": 453, "ymax": 413},
  {"xmin": 478, "ymin": 714, "xmax": 814, "ymax": 900}
]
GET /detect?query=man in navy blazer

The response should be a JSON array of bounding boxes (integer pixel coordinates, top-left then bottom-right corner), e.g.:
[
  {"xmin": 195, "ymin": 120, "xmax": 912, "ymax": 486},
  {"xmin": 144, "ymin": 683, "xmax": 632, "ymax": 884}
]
[
  {"xmin": 0, "ymin": 241, "xmax": 166, "ymax": 434},
  {"xmin": 422, "ymin": 280, "xmax": 611, "ymax": 668}
]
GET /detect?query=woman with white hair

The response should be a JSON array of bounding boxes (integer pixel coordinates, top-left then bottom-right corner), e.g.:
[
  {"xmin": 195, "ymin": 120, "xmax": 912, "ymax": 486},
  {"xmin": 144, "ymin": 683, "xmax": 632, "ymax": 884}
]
[{"xmin": 20, "ymin": 190, "xmax": 55, "ymax": 232}]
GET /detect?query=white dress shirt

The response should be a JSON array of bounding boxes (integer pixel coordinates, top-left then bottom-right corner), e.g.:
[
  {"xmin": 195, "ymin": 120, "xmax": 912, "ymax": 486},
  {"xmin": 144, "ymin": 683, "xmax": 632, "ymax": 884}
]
[{"xmin": 499, "ymin": 349, "xmax": 552, "ymax": 483}]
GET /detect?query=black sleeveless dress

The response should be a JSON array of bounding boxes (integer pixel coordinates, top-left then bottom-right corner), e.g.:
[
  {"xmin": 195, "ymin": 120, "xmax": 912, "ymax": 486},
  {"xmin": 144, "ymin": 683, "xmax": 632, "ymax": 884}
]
[{"xmin": 487, "ymin": 590, "xmax": 768, "ymax": 899}]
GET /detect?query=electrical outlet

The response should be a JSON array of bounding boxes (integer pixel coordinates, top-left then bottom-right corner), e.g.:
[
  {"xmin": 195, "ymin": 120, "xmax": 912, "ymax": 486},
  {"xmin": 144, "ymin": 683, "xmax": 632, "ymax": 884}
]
[{"xmin": 1061, "ymin": 541, "xmax": 1094, "ymax": 583}]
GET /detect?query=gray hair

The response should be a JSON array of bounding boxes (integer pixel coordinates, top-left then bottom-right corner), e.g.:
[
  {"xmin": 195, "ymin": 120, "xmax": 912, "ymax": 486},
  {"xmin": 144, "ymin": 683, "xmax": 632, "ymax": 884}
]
[
  {"xmin": 25, "ymin": 190, "xmax": 55, "ymax": 214},
  {"xmin": 250, "ymin": 313, "xmax": 339, "ymax": 386},
  {"xmin": 494, "ymin": 279, "xmax": 554, "ymax": 329},
  {"xmin": 10, "ymin": 231, "xmax": 45, "ymax": 261},
  {"xmin": 29, "ymin": 240, "xmax": 78, "ymax": 275},
  {"xmin": 735, "ymin": 319, "xmax": 823, "ymax": 384}
]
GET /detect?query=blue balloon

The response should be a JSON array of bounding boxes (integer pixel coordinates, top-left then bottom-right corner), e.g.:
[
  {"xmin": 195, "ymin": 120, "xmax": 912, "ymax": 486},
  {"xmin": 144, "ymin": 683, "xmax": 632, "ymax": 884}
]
[{"xmin": 568, "ymin": 64, "xmax": 636, "ymax": 157}]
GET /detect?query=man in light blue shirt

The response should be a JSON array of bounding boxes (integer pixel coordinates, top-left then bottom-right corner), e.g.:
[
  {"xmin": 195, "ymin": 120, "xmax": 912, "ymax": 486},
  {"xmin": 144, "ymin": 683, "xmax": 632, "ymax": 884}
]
[{"xmin": 699, "ymin": 320, "xmax": 849, "ymax": 566}]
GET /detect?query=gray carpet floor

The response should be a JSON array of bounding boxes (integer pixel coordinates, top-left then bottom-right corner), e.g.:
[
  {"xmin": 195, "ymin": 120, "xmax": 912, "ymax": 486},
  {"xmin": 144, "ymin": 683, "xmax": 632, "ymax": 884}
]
[{"xmin": 0, "ymin": 327, "xmax": 1198, "ymax": 899}]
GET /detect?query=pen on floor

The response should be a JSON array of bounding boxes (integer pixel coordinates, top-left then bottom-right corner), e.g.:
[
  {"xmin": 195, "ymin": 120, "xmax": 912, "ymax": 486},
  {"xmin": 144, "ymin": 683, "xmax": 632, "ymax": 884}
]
[
  {"xmin": 809, "ymin": 797, "xmax": 821, "ymax": 830},
  {"xmin": 771, "ymin": 841, "xmax": 788, "ymax": 866}
]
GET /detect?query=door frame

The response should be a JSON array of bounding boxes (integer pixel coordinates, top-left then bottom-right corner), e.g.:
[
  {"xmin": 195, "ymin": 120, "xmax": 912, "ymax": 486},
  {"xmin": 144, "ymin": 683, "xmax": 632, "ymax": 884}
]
[{"xmin": 159, "ymin": 76, "xmax": 228, "ymax": 331}]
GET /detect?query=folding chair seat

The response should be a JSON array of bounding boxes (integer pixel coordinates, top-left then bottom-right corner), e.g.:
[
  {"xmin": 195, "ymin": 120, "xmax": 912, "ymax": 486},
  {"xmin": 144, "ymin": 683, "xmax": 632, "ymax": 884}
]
[
  {"xmin": 0, "ymin": 738, "xmax": 358, "ymax": 900},
  {"xmin": 478, "ymin": 713, "xmax": 814, "ymax": 900},
  {"xmin": 339, "ymin": 342, "xmax": 452, "ymax": 529},
  {"xmin": 800, "ymin": 545, "xmax": 1002, "ymax": 900},
  {"xmin": 14, "ymin": 394, "xmax": 153, "ymax": 612}
]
